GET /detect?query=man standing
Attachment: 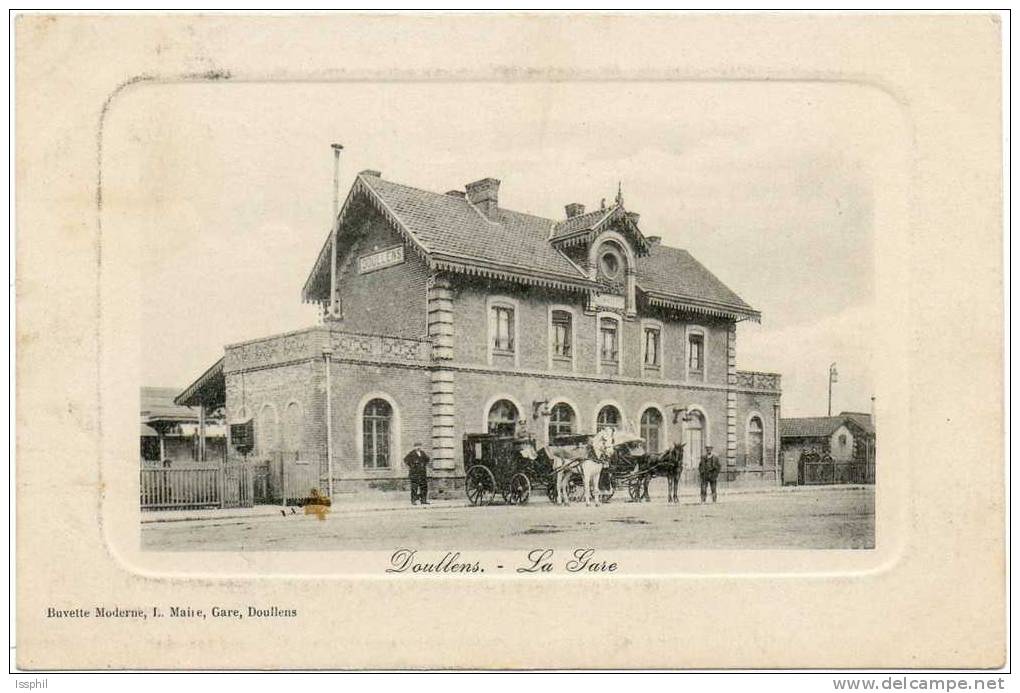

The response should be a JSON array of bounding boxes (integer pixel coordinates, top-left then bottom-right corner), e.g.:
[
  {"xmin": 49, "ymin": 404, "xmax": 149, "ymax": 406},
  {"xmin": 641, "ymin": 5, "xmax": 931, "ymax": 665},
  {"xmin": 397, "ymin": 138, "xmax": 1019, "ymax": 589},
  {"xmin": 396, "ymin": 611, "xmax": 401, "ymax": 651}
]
[
  {"xmin": 404, "ymin": 441, "xmax": 431, "ymax": 506},
  {"xmin": 698, "ymin": 445, "xmax": 721, "ymax": 503}
]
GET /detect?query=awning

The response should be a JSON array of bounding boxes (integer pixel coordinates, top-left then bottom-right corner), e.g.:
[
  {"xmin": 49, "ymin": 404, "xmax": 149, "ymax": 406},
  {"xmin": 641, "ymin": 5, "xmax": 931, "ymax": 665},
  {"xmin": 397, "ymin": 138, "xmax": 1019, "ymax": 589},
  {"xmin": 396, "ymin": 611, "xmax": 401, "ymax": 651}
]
[{"xmin": 175, "ymin": 356, "xmax": 225, "ymax": 408}]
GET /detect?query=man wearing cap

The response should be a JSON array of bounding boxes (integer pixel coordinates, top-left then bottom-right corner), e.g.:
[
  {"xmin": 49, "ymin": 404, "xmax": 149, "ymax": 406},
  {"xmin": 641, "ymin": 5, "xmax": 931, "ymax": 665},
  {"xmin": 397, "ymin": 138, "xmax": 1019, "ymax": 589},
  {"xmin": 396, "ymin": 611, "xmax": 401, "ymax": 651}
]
[
  {"xmin": 698, "ymin": 445, "xmax": 721, "ymax": 503},
  {"xmin": 404, "ymin": 441, "xmax": 431, "ymax": 506}
]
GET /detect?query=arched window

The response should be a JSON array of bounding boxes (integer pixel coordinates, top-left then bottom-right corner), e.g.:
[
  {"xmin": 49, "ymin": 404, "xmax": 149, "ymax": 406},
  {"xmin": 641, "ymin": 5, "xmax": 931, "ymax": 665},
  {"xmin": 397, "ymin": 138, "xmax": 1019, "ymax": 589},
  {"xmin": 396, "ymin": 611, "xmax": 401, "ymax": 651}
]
[
  {"xmin": 747, "ymin": 416, "xmax": 764, "ymax": 466},
  {"xmin": 487, "ymin": 399, "xmax": 519, "ymax": 436},
  {"xmin": 548, "ymin": 402, "xmax": 576, "ymax": 440},
  {"xmin": 596, "ymin": 405, "xmax": 621, "ymax": 432},
  {"xmin": 641, "ymin": 408, "xmax": 663, "ymax": 454},
  {"xmin": 362, "ymin": 399, "xmax": 393, "ymax": 469},
  {"xmin": 282, "ymin": 401, "xmax": 302, "ymax": 456},
  {"xmin": 257, "ymin": 404, "xmax": 278, "ymax": 457}
]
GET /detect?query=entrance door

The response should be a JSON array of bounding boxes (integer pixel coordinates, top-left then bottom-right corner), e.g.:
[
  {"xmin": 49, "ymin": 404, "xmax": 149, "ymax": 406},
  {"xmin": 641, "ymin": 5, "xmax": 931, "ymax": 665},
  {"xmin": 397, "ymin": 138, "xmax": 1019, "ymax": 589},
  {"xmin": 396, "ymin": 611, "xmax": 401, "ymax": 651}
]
[{"xmin": 683, "ymin": 410, "xmax": 705, "ymax": 484}]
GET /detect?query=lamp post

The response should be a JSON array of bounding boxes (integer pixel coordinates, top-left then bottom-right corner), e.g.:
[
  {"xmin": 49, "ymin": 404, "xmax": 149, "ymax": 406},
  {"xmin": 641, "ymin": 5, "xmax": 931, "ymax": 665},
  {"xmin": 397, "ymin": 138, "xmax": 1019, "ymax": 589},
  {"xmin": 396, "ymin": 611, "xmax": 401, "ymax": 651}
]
[{"xmin": 828, "ymin": 362, "xmax": 839, "ymax": 416}]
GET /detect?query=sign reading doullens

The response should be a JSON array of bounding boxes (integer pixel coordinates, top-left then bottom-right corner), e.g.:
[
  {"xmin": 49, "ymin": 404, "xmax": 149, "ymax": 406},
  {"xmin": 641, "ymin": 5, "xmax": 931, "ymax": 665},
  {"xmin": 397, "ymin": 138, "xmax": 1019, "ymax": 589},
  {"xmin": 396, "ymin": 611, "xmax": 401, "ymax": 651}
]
[{"xmin": 358, "ymin": 246, "xmax": 405, "ymax": 274}]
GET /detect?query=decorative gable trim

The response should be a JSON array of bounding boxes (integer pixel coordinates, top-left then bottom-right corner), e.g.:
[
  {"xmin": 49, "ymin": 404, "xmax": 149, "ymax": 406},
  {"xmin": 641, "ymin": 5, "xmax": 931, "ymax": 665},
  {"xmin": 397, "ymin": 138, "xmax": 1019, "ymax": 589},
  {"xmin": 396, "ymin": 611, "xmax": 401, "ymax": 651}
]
[
  {"xmin": 302, "ymin": 175, "xmax": 432, "ymax": 304},
  {"xmin": 432, "ymin": 254, "xmax": 597, "ymax": 294},
  {"xmin": 642, "ymin": 289, "xmax": 762, "ymax": 323}
]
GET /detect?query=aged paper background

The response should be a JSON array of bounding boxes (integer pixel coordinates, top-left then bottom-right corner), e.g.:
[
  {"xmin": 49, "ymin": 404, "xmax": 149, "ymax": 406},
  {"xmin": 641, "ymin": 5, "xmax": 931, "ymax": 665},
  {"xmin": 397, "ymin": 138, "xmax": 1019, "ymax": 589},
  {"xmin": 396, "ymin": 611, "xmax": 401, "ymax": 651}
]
[{"xmin": 15, "ymin": 14, "xmax": 1004, "ymax": 668}]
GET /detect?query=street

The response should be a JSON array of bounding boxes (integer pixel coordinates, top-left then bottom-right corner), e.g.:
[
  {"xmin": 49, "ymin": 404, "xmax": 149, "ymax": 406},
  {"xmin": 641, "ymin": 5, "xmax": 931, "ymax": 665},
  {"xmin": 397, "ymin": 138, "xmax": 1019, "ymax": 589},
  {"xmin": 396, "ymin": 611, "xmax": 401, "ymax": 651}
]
[{"xmin": 141, "ymin": 485, "xmax": 874, "ymax": 551}]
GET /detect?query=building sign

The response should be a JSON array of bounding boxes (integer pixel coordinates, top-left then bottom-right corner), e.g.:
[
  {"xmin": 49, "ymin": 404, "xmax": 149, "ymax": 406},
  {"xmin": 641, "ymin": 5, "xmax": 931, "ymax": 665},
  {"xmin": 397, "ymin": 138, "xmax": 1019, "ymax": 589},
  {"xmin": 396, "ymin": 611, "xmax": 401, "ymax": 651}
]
[
  {"xmin": 358, "ymin": 245, "xmax": 405, "ymax": 274},
  {"xmin": 594, "ymin": 293, "xmax": 626, "ymax": 311}
]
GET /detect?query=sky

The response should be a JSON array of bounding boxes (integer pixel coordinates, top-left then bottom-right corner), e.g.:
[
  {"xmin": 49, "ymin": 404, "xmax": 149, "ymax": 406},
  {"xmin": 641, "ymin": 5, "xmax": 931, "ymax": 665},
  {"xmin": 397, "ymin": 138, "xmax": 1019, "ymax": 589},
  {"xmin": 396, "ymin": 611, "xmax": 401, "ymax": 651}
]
[{"xmin": 105, "ymin": 79, "xmax": 895, "ymax": 417}]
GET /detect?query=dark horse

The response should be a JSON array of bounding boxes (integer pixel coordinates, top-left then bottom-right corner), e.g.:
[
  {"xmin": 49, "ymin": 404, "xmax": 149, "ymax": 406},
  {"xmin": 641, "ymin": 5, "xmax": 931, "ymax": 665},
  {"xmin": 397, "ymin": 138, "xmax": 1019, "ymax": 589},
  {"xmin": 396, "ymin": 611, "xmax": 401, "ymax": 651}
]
[{"xmin": 631, "ymin": 442, "xmax": 685, "ymax": 503}]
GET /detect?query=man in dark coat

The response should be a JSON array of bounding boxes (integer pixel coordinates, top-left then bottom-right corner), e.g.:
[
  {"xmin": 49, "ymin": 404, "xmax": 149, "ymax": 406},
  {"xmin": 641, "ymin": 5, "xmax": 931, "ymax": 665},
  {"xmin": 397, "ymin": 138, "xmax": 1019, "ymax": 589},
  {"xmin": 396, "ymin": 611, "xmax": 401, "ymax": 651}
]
[
  {"xmin": 404, "ymin": 441, "xmax": 431, "ymax": 506},
  {"xmin": 698, "ymin": 445, "xmax": 721, "ymax": 503}
]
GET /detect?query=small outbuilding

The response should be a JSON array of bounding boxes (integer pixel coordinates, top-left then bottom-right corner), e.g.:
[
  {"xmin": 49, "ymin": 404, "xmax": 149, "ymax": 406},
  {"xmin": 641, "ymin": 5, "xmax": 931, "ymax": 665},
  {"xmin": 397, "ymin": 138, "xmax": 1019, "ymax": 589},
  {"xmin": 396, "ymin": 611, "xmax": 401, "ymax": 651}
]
[{"xmin": 780, "ymin": 412, "xmax": 875, "ymax": 485}]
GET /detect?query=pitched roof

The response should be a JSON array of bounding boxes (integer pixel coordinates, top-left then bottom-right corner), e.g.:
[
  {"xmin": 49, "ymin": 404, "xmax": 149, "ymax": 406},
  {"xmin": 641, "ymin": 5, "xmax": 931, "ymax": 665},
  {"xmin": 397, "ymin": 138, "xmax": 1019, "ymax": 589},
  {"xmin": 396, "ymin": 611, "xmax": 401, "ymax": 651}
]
[
  {"xmin": 781, "ymin": 414, "xmax": 874, "ymax": 439},
  {"xmin": 141, "ymin": 386, "xmax": 199, "ymax": 423},
  {"xmin": 303, "ymin": 172, "xmax": 758, "ymax": 320},
  {"xmin": 552, "ymin": 206, "xmax": 616, "ymax": 237},
  {"xmin": 636, "ymin": 244, "xmax": 754, "ymax": 314},
  {"xmin": 839, "ymin": 411, "xmax": 875, "ymax": 435},
  {"xmin": 359, "ymin": 175, "xmax": 588, "ymax": 281}
]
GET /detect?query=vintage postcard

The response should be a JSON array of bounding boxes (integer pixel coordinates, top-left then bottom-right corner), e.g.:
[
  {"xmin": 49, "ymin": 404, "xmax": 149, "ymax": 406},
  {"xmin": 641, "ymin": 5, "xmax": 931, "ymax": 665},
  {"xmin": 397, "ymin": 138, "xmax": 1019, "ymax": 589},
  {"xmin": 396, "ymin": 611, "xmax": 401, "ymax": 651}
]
[{"xmin": 14, "ymin": 13, "xmax": 1005, "ymax": 669}]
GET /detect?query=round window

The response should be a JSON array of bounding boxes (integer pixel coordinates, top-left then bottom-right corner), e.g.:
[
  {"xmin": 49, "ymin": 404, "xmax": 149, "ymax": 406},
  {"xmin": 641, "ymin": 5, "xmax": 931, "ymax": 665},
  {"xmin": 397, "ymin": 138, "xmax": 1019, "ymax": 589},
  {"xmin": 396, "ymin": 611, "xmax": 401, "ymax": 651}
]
[{"xmin": 599, "ymin": 249, "xmax": 622, "ymax": 280}]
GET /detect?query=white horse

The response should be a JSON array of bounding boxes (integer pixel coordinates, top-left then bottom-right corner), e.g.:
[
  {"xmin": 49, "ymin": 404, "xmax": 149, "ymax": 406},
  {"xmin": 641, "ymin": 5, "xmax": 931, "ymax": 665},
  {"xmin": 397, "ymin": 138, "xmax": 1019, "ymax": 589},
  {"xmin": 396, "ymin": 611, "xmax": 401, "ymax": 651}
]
[
  {"xmin": 541, "ymin": 441, "xmax": 590, "ymax": 505},
  {"xmin": 537, "ymin": 431, "xmax": 646, "ymax": 506},
  {"xmin": 581, "ymin": 429, "xmax": 646, "ymax": 506}
]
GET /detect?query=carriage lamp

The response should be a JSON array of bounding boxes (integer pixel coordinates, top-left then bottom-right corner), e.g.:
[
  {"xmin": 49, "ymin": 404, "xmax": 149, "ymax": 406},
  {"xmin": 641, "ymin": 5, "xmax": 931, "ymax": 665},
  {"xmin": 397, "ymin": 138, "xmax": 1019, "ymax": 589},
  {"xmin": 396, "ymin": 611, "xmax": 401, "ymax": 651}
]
[
  {"xmin": 669, "ymin": 405, "xmax": 689, "ymax": 424},
  {"xmin": 532, "ymin": 400, "xmax": 551, "ymax": 419}
]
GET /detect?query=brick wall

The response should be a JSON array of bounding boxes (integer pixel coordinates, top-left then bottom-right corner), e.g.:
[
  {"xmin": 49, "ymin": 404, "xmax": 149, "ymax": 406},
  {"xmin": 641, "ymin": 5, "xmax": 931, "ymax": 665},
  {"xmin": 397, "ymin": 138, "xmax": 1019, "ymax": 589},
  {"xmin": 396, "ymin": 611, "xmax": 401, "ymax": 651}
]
[
  {"xmin": 450, "ymin": 277, "xmax": 732, "ymax": 385},
  {"xmin": 225, "ymin": 359, "xmax": 320, "ymax": 465},
  {"xmin": 332, "ymin": 213, "xmax": 429, "ymax": 338}
]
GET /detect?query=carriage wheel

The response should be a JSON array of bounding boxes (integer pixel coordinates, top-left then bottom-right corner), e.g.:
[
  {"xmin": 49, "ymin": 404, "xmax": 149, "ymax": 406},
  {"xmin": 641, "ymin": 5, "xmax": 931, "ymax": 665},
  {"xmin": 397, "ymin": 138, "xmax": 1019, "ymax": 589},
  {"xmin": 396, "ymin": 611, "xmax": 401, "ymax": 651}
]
[
  {"xmin": 600, "ymin": 470, "xmax": 616, "ymax": 502},
  {"xmin": 507, "ymin": 473, "xmax": 531, "ymax": 505},
  {"xmin": 546, "ymin": 479, "xmax": 559, "ymax": 503},
  {"xmin": 628, "ymin": 477, "xmax": 644, "ymax": 501},
  {"xmin": 567, "ymin": 471, "xmax": 586, "ymax": 503},
  {"xmin": 465, "ymin": 465, "xmax": 497, "ymax": 506}
]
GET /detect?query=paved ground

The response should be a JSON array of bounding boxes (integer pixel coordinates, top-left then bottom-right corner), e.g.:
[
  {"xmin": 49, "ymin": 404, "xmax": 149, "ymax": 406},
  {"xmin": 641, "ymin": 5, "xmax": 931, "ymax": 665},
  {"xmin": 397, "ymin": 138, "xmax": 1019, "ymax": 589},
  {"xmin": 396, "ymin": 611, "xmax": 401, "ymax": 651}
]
[{"xmin": 141, "ymin": 484, "xmax": 875, "ymax": 551}]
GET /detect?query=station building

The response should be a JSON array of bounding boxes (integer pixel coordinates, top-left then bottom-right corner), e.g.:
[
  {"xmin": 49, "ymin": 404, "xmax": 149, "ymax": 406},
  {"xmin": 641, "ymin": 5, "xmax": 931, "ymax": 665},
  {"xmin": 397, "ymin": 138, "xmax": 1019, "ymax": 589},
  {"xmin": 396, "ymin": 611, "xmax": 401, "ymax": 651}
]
[{"xmin": 177, "ymin": 170, "xmax": 782, "ymax": 497}]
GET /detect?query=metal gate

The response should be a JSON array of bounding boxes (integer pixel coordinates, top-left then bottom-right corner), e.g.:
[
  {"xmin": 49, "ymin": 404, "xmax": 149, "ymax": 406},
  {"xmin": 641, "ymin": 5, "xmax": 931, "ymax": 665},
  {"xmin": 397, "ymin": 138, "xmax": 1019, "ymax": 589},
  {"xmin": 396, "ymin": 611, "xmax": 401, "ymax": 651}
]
[
  {"xmin": 800, "ymin": 455, "xmax": 875, "ymax": 485},
  {"xmin": 221, "ymin": 461, "xmax": 255, "ymax": 508}
]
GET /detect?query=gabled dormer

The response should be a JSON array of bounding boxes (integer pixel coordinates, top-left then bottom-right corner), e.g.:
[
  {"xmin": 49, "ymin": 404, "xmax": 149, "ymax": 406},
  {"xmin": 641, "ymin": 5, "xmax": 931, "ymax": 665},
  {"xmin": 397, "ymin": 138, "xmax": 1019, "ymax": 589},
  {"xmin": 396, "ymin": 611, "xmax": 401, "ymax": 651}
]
[{"xmin": 550, "ymin": 189, "xmax": 649, "ymax": 317}]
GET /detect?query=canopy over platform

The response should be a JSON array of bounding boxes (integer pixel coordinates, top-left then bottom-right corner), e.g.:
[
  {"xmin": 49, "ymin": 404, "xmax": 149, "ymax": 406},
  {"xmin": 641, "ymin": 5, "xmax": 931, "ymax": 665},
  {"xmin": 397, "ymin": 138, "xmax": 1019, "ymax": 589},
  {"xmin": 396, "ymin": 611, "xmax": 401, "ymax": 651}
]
[{"xmin": 174, "ymin": 357, "xmax": 225, "ymax": 410}]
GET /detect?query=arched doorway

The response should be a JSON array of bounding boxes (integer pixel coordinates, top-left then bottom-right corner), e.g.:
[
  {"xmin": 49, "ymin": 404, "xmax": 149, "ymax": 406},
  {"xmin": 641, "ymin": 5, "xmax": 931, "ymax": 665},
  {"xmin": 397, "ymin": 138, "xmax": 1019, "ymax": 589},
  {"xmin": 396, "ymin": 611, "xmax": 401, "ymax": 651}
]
[
  {"xmin": 548, "ymin": 402, "xmax": 576, "ymax": 441},
  {"xmin": 640, "ymin": 408, "xmax": 662, "ymax": 454},
  {"xmin": 487, "ymin": 399, "xmax": 519, "ymax": 436},
  {"xmin": 683, "ymin": 409, "xmax": 706, "ymax": 484},
  {"xmin": 596, "ymin": 405, "xmax": 621, "ymax": 432}
]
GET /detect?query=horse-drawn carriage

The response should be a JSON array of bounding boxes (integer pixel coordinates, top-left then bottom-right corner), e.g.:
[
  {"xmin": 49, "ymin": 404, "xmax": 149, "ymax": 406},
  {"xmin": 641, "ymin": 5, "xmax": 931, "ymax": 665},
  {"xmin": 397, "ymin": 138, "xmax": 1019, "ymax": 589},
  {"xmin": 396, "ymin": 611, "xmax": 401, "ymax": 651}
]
[
  {"xmin": 462, "ymin": 432, "xmax": 545, "ymax": 506},
  {"xmin": 461, "ymin": 430, "xmax": 683, "ymax": 506}
]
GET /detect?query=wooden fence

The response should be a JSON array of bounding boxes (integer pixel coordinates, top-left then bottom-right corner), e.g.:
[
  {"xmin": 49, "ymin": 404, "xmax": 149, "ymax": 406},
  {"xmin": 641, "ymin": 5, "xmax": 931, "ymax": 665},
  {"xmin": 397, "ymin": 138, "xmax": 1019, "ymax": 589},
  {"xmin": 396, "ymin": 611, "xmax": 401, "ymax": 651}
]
[
  {"xmin": 140, "ymin": 462, "xmax": 255, "ymax": 510},
  {"xmin": 140, "ymin": 458, "xmax": 320, "ymax": 510}
]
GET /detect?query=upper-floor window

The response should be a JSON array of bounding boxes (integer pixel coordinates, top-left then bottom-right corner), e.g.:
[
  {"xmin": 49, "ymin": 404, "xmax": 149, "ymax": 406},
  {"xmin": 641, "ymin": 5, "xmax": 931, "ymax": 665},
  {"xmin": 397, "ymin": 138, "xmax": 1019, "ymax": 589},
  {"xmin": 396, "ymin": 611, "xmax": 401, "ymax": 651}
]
[
  {"xmin": 643, "ymin": 327, "xmax": 660, "ymax": 367},
  {"xmin": 490, "ymin": 305, "xmax": 515, "ymax": 353},
  {"xmin": 600, "ymin": 318, "xmax": 619, "ymax": 363},
  {"xmin": 551, "ymin": 310, "xmax": 572, "ymax": 358},
  {"xmin": 688, "ymin": 333, "xmax": 704, "ymax": 373}
]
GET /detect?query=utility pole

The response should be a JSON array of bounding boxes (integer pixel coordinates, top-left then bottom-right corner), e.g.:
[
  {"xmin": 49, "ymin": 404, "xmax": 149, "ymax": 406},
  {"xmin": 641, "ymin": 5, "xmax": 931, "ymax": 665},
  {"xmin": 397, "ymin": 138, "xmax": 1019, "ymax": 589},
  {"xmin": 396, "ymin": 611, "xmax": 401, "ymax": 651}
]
[
  {"xmin": 328, "ymin": 143, "xmax": 344, "ymax": 320},
  {"xmin": 828, "ymin": 362, "xmax": 838, "ymax": 416}
]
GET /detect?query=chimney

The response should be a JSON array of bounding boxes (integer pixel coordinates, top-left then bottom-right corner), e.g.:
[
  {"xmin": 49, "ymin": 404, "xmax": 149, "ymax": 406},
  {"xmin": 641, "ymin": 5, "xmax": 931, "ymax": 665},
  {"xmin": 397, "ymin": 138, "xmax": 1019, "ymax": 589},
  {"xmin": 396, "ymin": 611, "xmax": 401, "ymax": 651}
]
[
  {"xmin": 565, "ymin": 203, "xmax": 585, "ymax": 218},
  {"xmin": 445, "ymin": 189, "xmax": 466, "ymax": 199},
  {"xmin": 465, "ymin": 177, "xmax": 500, "ymax": 218},
  {"xmin": 646, "ymin": 235, "xmax": 661, "ymax": 246}
]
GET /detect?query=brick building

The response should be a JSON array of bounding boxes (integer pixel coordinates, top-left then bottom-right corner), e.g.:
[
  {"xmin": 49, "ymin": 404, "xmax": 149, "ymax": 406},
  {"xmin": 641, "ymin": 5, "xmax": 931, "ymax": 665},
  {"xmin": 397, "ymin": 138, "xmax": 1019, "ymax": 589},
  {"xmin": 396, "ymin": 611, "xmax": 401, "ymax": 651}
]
[
  {"xmin": 780, "ymin": 412, "xmax": 876, "ymax": 485},
  {"xmin": 177, "ymin": 169, "xmax": 782, "ymax": 497}
]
